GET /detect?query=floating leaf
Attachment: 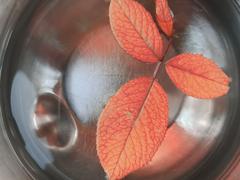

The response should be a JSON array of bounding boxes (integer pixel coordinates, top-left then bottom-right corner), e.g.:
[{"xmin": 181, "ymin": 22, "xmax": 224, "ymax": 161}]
[
  {"xmin": 166, "ymin": 53, "xmax": 231, "ymax": 99},
  {"xmin": 156, "ymin": 0, "xmax": 174, "ymax": 37},
  {"xmin": 110, "ymin": 0, "xmax": 164, "ymax": 63},
  {"xmin": 97, "ymin": 77, "xmax": 168, "ymax": 179}
]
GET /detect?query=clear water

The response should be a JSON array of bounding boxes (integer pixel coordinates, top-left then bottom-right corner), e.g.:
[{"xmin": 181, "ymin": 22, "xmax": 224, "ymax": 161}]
[{"xmin": 4, "ymin": 0, "xmax": 239, "ymax": 179}]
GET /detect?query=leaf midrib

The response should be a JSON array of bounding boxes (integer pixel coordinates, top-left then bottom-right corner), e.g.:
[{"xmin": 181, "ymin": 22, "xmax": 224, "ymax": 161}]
[
  {"xmin": 168, "ymin": 64, "xmax": 229, "ymax": 86},
  {"xmin": 109, "ymin": 77, "xmax": 155, "ymax": 178}
]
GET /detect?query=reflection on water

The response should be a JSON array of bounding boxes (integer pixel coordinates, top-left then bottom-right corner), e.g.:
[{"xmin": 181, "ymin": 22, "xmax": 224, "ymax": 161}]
[
  {"xmin": 7, "ymin": 0, "xmax": 237, "ymax": 179},
  {"xmin": 65, "ymin": 25, "xmax": 156, "ymax": 124},
  {"xmin": 11, "ymin": 71, "xmax": 54, "ymax": 169},
  {"xmin": 33, "ymin": 93, "xmax": 78, "ymax": 150},
  {"xmin": 177, "ymin": 97, "xmax": 220, "ymax": 138}
]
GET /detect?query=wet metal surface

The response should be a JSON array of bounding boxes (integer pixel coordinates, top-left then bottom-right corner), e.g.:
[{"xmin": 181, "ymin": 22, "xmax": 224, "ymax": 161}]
[{"xmin": 0, "ymin": 0, "xmax": 240, "ymax": 179}]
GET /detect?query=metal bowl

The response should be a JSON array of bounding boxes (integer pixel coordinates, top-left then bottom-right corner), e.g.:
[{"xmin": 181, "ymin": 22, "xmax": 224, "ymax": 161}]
[{"xmin": 0, "ymin": 0, "xmax": 240, "ymax": 179}]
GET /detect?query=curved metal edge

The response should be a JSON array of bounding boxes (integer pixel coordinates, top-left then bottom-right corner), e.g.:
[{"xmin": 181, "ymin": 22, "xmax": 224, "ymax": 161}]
[
  {"xmin": 0, "ymin": 1, "xmax": 51, "ymax": 180},
  {"xmin": 217, "ymin": 1, "xmax": 240, "ymax": 179},
  {"xmin": 233, "ymin": 0, "xmax": 240, "ymax": 14},
  {"xmin": 180, "ymin": 0, "xmax": 240, "ymax": 179}
]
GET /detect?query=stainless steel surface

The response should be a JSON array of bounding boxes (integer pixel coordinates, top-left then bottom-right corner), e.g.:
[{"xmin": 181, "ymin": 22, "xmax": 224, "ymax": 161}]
[
  {"xmin": 0, "ymin": 0, "xmax": 240, "ymax": 180},
  {"xmin": 0, "ymin": 1, "xmax": 30, "ymax": 179}
]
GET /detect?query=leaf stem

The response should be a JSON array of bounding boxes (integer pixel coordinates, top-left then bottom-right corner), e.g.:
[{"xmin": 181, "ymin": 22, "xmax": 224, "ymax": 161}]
[
  {"xmin": 153, "ymin": 38, "xmax": 173, "ymax": 80},
  {"xmin": 141, "ymin": 39, "xmax": 172, "ymax": 117},
  {"xmin": 107, "ymin": 39, "xmax": 173, "ymax": 179}
]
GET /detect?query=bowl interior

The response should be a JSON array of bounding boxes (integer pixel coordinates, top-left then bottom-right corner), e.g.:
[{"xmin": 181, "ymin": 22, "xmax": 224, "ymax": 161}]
[{"xmin": 1, "ymin": 0, "xmax": 239, "ymax": 179}]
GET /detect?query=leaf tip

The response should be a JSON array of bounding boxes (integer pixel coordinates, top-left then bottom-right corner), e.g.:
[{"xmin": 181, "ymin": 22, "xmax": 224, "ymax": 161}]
[
  {"xmin": 165, "ymin": 53, "xmax": 231, "ymax": 99},
  {"xmin": 155, "ymin": 0, "xmax": 174, "ymax": 37}
]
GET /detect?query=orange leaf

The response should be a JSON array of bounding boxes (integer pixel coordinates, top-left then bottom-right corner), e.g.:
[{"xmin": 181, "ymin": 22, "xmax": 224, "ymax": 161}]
[
  {"xmin": 156, "ymin": 0, "xmax": 174, "ymax": 37},
  {"xmin": 109, "ymin": 0, "xmax": 164, "ymax": 63},
  {"xmin": 97, "ymin": 77, "xmax": 168, "ymax": 179},
  {"xmin": 165, "ymin": 53, "xmax": 231, "ymax": 99}
]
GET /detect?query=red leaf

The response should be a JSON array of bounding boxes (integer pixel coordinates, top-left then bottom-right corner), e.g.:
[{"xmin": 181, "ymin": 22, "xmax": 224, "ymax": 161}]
[
  {"xmin": 156, "ymin": 0, "xmax": 174, "ymax": 37},
  {"xmin": 97, "ymin": 77, "xmax": 168, "ymax": 179},
  {"xmin": 165, "ymin": 53, "xmax": 231, "ymax": 99},
  {"xmin": 109, "ymin": 0, "xmax": 164, "ymax": 63}
]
